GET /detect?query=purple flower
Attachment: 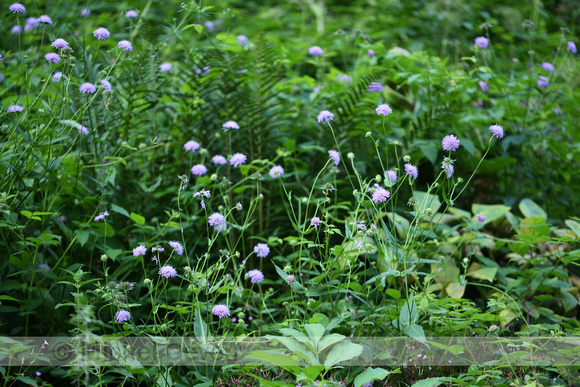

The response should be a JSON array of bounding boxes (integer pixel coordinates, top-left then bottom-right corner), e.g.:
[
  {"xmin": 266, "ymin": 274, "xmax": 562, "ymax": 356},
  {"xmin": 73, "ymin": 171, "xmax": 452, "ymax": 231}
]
[
  {"xmin": 442, "ymin": 162, "xmax": 454, "ymax": 178},
  {"xmin": 115, "ymin": 309, "xmax": 131, "ymax": 322},
  {"xmin": 568, "ymin": 41, "xmax": 577, "ymax": 54},
  {"xmin": 269, "ymin": 165, "xmax": 284, "ymax": 178},
  {"xmin": 476, "ymin": 214, "xmax": 487, "ymax": 224},
  {"xmin": 336, "ymin": 74, "xmax": 352, "ymax": 82},
  {"xmin": 52, "ymin": 72, "xmax": 63, "ymax": 82},
  {"xmin": 368, "ymin": 49, "xmax": 375, "ymax": 57},
  {"xmin": 286, "ymin": 275, "xmax": 296, "ymax": 284},
  {"xmin": 204, "ymin": 21, "xmax": 215, "ymax": 32},
  {"xmin": 93, "ymin": 27, "xmax": 110, "ymax": 40},
  {"xmin": 52, "ymin": 38, "xmax": 69, "ymax": 49},
  {"xmin": 24, "ymin": 17, "xmax": 38, "ymax": 31},
  {"xmin": 372, "ymin": 187, "xmax": 390, "ymax": 203},
  {"xmin": 184, "ymin": 140, "xmax": 200, "ymax": 152},
  {"xmin": 212, "ymin": 155, "xmax": 226, "ymax": 165},
  {"xmin": 7, "ymin": 105, "xmax": 23, "ymax": 113},
  {"xmin": 79, "ymin": 82, "xmax": 96, "ymax": 93},
  {"xmin": 376, "ymin": 103, "xmax": 392, "ymax": 116},
  {"xmin": 238, "ymin": 35, "xmax": 249, "ymax": 45},
  {"xmin": 12, "ymin": 25, "xmax": 21, "ymax": 34},
  {"xmin": 475, "ymin": 36, "xmax": 489, "ymax": 48},
  {"xmin": 230, "ymin": 153, "xmax": 247, "ymax": 167},
  {"xmin": 248, "ymin": 269, "xmax": 264, "ymax": 284},
  {"xmin": 328, "ymin": 150, "xmax": 340, "ymax": 166},
  {"xmin": 160, "ymin": 63, "xmax": 172, "ymax": 72},
  {"xmin": 541, "ymin": 62, "xmax": 554, "ymax": 73},
  {"xmin": 553, "ymin": 107, "xmax": 562, "ymax": 115},
  {"xmin": 404, "ymin": 164, "xmax": 418, "ymax": 180},
  {"xmin": 368, "ymin": 82, "xmax": 383, "ymax": 92},
  {"xmin": 212, "ymin": 304, "xmax": 230, "ymax": 319},
  {"xmin": 9, "ymin": 3, "xmax": 25, "ymax": 13},
  {"xmin": 254, "ymin": 243, "xmax": 270, "ymax": 258},
  {"xmin": 191, "ymin": 164, "xmax": 207, "ymax": 176},
  {"xmin": 45, "ymin": 53, "xmax": 60, "ymax": 64},
  {"xmin": 37, "ymin": 264, "xmax": 51, "ymax": 270},
  {"xmin": 489, "ymin": 124, "xmax": 504, "ymax": 139},
  {"xmin": 36, "ymin": 372, "xmax": 41, "ymax": 377},
  {"xmin": 81, "ymin": 8, "xmax": 90, "ymax": 17},
  {"xmin": 308, "ymin": 46, "xmax": 324, "ymax": 56},
  {"xmin": 193, "ymin": 189, "xmax": 211, "ymax": 199},
  {"xmin": 223, "ymin": 120, "xmax": 240, "ymax": 130},
  {"xmin": 38, "ymin": 15, "xmax": 52, "ymax": 24},
  {"xmin": 311, "ymin": 217, "xmax": 321, "ymax": 228},
  {"xmin": 208, "ymin": 212, "xmax": 225, "ymax": 226},
  {"xmin": 537, "ymin": 76, "xmax": 549, "ymax": 88},
  {"xmin": 168, "ymin": 241, "xmax": 183, "ymax": 255},
  {"xmin": 133, "ymin": 245, "xmax": 147, "ymax": 256},
  {"xmin": 126, "ymin": 10, "xmax": 138, "ymax": 18},
  {"xmin": 214, "ymin": 223, "xmax": 228, "ymax": 233},
  {"xmin": 159, "ymin": 265, "xmax": 177, "ymax": 278},
  {"xmin": 76, "ymin": 124, "xmax": 89, "ymax": 136},
  {"xmin": 313, "ymin": 85, "xmax": 324, "ymax": 93},
  {"xmin": 117, "ymin": 40, "xmax": 133, "ymax": 52},
  {"xmin": 479, "ymin": 80, "xmax": 489, "ymax": 91},
  {"xmin": 441, "ymin": 134, "xmax": 460, "ymax": 151},
  {"xmin": 385, "ymin": 170, "xmax": 397, "ymax": 185},
  {"xmin": 100, "ymin": 79, "xmax": 112, "ymax": 91},
  {"xmin": 317, "ymin": 110, "xmax": 333, "ymax": 123}
]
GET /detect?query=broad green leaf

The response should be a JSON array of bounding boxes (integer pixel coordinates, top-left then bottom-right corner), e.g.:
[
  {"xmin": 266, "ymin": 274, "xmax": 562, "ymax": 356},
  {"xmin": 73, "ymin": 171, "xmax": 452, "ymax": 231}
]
[
  {"xmin": 466, "ymin": 262, "xmax": 497, "ymax": 282},
  {"xmin": 386, "ymin": 288, "xmax": 401, "ymax": 299},
  {"xmin": 411, "ymin": 377, "xmax": 451, "ymax": 387},
  {"xmin": 194, "ymin": 309, "xmax": 208, "ymax": 344},
  {"xmin": 446, "ymin": 282, "xmax": 465, "ymax": 299},
  {"xmin": 110, "ymin": 203, "xmax": 130, "ymax": 218},
  {"xmin": 399, "ymin": 299, "xmax": 418, "ymax": 327},
  {"xmin": 354, "ymin": 367, "xmax": 391, "ymax": 387},
  {"xmin": 323, "ymin": 340, "xmax": 363, "ymax": 369},
  {"xmin": 304, "ymin": 323, "xmax": 325, "ymax": 350},
  {"xmin": 414, "ymin": 191, "xmax": 441, "ymax": 214},
  {"xmin": 130, "ymin": 212, "xmax": 146, "ymax": 225},
  {"xmin": 302, "ymin": 365, "xmax": 324, "ymax": 380},
  {"xmin": 75, "ymin": 230, "xmax": 90, "ymax": 247},
  {"xmin": 519, "ymin": 198, "xmax": 547, "ymax": 220},
  {"xmin": 520, "ymin": 217, "xmax": 550, "ymax": 237},
  {"xmin": 267, "ymin": 335, "xmax": 318, "ymax": 365},
  {"xmin": 404, "ymin": 324, "xmax": 427, "ymax": 345},
  {"xmin": 471, "ymin": 203, "xmax": 511, "ymax": 223},
  {"xmin": 317, "ymin": 333, "xmax": 345, "ymax": 353},
  {"xmin": 247, "ymin": 350, "xmax": 302, "ymax": 375},
  {"xmin": 106, "ymin": 249, "xmax": 123, "ymax": 261},
  {"xmin": 565, "ymin": 219, "xmax": 580, "ymax": 238}
]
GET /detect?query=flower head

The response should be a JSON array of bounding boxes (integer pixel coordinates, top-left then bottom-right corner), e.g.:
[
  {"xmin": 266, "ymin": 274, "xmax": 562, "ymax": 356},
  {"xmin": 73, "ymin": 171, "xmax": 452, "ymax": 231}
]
[
  {"xmin": 93, "ymin": 27, "xmax": 110, "ymax": 40},
  {"xmin": 541, "ymin": 62, "xmax": 554, "ymax": 73},
  {"xmin": 24, "ymin": 17, "xmax": 38, "ymax": 31},
  {"xmin": 52, "ymin": 72, "xmax": 63, "ymax": 82},
  {"xmin": 204, "ymin": 21, "xmax": 215, "ymax": 32},
  {"xmin": 368, "ymin": 82, "xmax": 383, "ymax": 92},
  {"xmin": 12, "ymin": 25, "xmax": 21, "ymax": 34},
  {"xmin": 376, "ymin": 103, "xmax": 392, "ymax": 116},
  {"xmin": 52, "ymin": 38, "xmax": 69, "ymax": 49},
  {"xmin": 336, "ymin": 74, "xmax": 352, "ymax": 82},
  {"xmin": 159, "ymin": 265, "xmax": 177, "ymax": 278},
  {"xmin": 328, "ymin": 150, "xmax": 340, "ymax": 166},
  {"xmin": 184, "ymin": 140, "xmax": 200, "ymax": 152},
  {"xmin": 238, "ymin": 35, "xmax": 249, "ymax": 46},
  {"xmin": 404, "ymin": 164, "xmax": 418, "ymax": 180},
  {"xmin": 308, "ymin": 46, "xmax": 324, "ymax": 56},
  {"xmin": 476, "ymin": 214, "xmax": 487, "ymax": 224},
  {"xmin": 475, "ymin": 36, "xmax": 489, "ymax": 48},
  {"xmin": 212, "ymin": 304, "xmax": 230, "ymax": 319},
  {"xmin": 568, "ymin": 41, "xmax": 577, "ymax": 54},
  {"xmin": 442, "ymin": 161, "xmax": 454, "ymax": 179},
  {"xmin": 368, "ymin": 49, "xmax": 375, "ymax": 57},
  {"xmin": 133, "ymin": 245, "xmax": 147, "ymax": 256},
  {"xmin": 126, "ymin": 10, "xmax": 138, "ymax": 18},
  {"xmin": 79, "ymin": 82, "xmax": 96, "ymax": 93},
  {"xmin": 248, "ymin": 269, "xmax": 264, "ymax": 284},
  {"xmin": 441, "ymin": 135, "xmax": 460, "ymax": 151},
  {"xmin": 537, "ymin": 76, "xmax": 549, "ymax": 88},
  {"xmin": 81, "ymin": 8, "xmax": 90, "ymax": 17},
  {"xmin": 254, "ymin": 243, "xmax": 270, "ymax": 258},
  {"xmin": 38, "ymin": 15, "xmax": 52, "ymax": 24},
  {"xmin": 269, "ymin": 165, "xmax": 284, "ymax": 178},
  {"xmin": 479, "ymin": 80, "xmax": 489, "ymax": 91},
  {"xmin": 208, "ymin": 212, "xmax": 226, "ymax": 227},
  {"xmin": 191, "ymin": 164, "xmax": 207, "ymax": 176},
  {"xmin": 317, "ymin": 110, "xmax": 334, "ymax": 123},
  {"xmin": 311, "ymin": 217, "xmax": 321, "ymax": 228},
  {"xmin": 9, "ymin": 3, "xmax": 25, "ymax": 13},
  {"xmin": 168, "ymin": 241, "xmax": 183, "ymax": 255},
  {"xmin": 115, "ymin": 309, "xmax": 131, "ymax": 322},
  {"xmin": 45, "ymin": 53, "xmax": 60, "ymax": 64},
  {"xmin": 7, "ymin": 105, "xmax": 23, "ymax": 113},
  {"xmin": 385, "ymin": 170, "xmax": 397, "ymax": 185},
  {"xmin": 489, "ymin": 124, "xmax": 504, "ymax": 139},
  {"xmin": 98, "ymin": 79, "xmax": 111, "ymax": 92},
  {"xmin": 372, "ymin": 187, "xmax": 391, "ymax": 203},
  {"xmin": 286, "ymin": 274, "xmax": 296, "ymax": 284},
  {"xmin": 223, "ymin": 120, "xmax": 240, "ymax": 130},
  {"xmin": 212, "ymin": 155, "xmax": 226, "ymax": 165},
  {"xmin": 230, "ymin": 153, "xmax": 247, "ymax": 167},
  {"xmin": 160, "ymin": 63, "xmax": 172, "ymax": 72},
  {"xmin": 117, "ymin": 40, "xmax": 133, "ymax": 52},
  {"xmin": 76, "ymin": 124, "xmax": 89, "ymax": 136}
]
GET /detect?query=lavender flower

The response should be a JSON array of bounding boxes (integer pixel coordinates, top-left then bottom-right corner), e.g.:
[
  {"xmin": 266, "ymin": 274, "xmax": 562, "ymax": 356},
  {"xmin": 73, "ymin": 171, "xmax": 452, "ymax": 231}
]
[
  {"xmin": 126, "ymin": 10, "xmax": 138, "ymax": 18},
  {"xmin": 238, "ymin": 35, "xmax": 249, "ymax": 46},
  {"xmin": 93, "ymin": 27, "xmax": 110, "ymax": 40},
  {"xmin": 81, "ymin": 8, "xmax": 90, "ymax": 17},
  {"xmin": 159, "ymin": 265, "xmax": 177, "ymax": 278},
  {"xmin": 568, "ymin": 41, "xmax": 577, "ymax": 54},
  {"xmin": 79, "ymin": 82, "xmax": 96, "ymax": 93},
  {"xmin": 133, "ymin": 245, "xmax": 147, "ymax": 256},
  {"xmin": 476, "ymin": 214, "xmax": 487, "ymax": 224},
  {"xmin": 230, "ymin": 153, "xmax": 247, "ymax": 167},
  {"xmin": 76, "ymin": 124, "xmax": 89, "ymax": 136},
  {"xmin": 36, "ymin": 372, "xmax": 41, "ymax": 377},
  {"xmin": 7, "ymin": 105, "xmax": 23, "ymax": 113},
  {"xmin": 372, "ymin": 187, "xmax": 390, "ymax": 203},
  {"xmin": 248, "ymin": 269, "xmax": 264, "ymax": 284},
  {"xmin": 479, "ymin": 81, "xmax": 489, "ymax": 91},
  {"xmin": 376, "ymin": 103, "xmax": 392, "ymax": 116},
  {"xmin": 286, "ymin": 275, "xmax": 296, "ymax": 284},
  {"xmin": 184, "ymin": 140, "xmax": 200, "ymax": 152},
  {"xmin": 254, "ymin": 243, "xmax": 270, "ymax": 258},
  {"xmin": 191, "ymin": 164, "xmax": 207, "ymax": 175},
  {"xmin": 212, "ymin": 155, "xmax": 226, "ymax": 165},
  {"xmin": 100, "ymin": 79, "xmax": 112, "ymax": 92},
  {"xmin": 311, "ymin": 217, "xmax": 321, "ymax": 228},
  {"xmin": 94, "ymin": 210, "xmax": 108, "ymax": 221},
  {"xmin": 537, "ymin": 76, "xmax": 549, "ymax": 88},
  {"xmin": 475, "ymin": 36, "xmax": 489, "ymax": 48},
  {"xmin": 38, "ymin": 15, "xmax": 52, "ymax": 24},
  {"xmin": 317, "ymin": 110, "xmax": 333, "ymax": 123},
  {"xmin": 24, "ymin": 17, "xmax": 38, "ymax": 31},
  {"xmin": 368, "ymin": 49, "xmax": 375, "ymax": 57},
  {"xmin": 168, "ymin": 241, "xmax": 183, "ymax": 255},
  {"xmin": 336, "ymin": 74, "xmax": 352, "ymax": 82},
  {"xmin": 115, "ymin": 310, "xmax": 131, "ymax": 322},
  {"xmin": 442, "ymin": 161, "xmax": 454, "ymax": 179},
  {"xmin": 368, "ymin": 82, "xmax": 383, "ymax": 92},
  {"xmin": 541, "ymin": 62, "xmax": 554, "ymax": 73},
  {"xmin": 328, "ymin": 150, "xmax": 340, "ymax": 166},
  {"xmin": 160, "ymin": 63, "xmax": 172, "ymax": 72},
  {"xmin": 192, "ymin": 189, "xmax": 211, "ymax": 199},
  {"xmin": 269, "ymin": 165, "xmax": 284, "ymax": 178},
  {"xmin": 9, "ymin": 3, "xmax": 25, "ymax": 14},
  {"xmin": 45, "ymin": 53, "xmax": 60, "ymax": 64},
  {"xmin": 52, "ymin": 72, "xmax": 63, "ymax": 82},
  {"xmin": 223, "ymin": 120, "xmax": 240, "ymax": 130},
  {"xmin": 308, "ymin": 46, "xmax": 324, "ymax": 56},
  {"xmin": 489, "ymin": 124, "xmax": 504, "ymax": 139},
  {"xmin": 404, "ymin": 164, "xmax": 418, "ymax": 180},
  {"xmin": 208, "ymin": 212, "xmax": 225, "ymax": 227},
  {"xmin": 441, "ymin": 135, "xmax": 460, "ymax": 151},
  {"xmin": 203, "ymin": 21, "xmax": 215, "ymax": 32},
  {"xmin": 385, "ymin": 170, "xmax": 397, "ymax": 185},
  {"xmin": 52, "ymin": 38, "xmax": 69, "ymax": 49},
  {"xmin": 12, "ymin": 25, "xmax": 21, "ymax": 34},
  {"xmin": 117, "ymin": 40, "xmax": 133, "ymax": 52},
  {"xmin": 212, "ymin": 304, "xmax": 230, "ymax": 319}
]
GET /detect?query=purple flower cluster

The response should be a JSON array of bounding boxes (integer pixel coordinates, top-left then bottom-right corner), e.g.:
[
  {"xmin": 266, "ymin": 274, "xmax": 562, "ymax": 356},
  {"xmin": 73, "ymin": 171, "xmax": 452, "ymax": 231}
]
[
  {"xmin": 376, "ymin": 103, "xmax": 392, "ymax": 116},
  {"xmin": 45, "ymin": 53, "xmax": 60, "ymax": 64},
  {"xmin": 133, "ymin": 245, "xmax": 147, "ymax": 256},
  {"xmin": 184, "ymin": 140, "xmax": 200, "ymax": 152},
  {"xmin": 79, "ymin": 82, "xmax": 96, "ymax": 93},
  {"xmin": 208, "ymin": 212, "xmax": 226, "ymax": 227},
  {"xmin": 441, "ymin": 135, "xmax": 460, "ymax": 152},
  {"xmin": 159, "ymin": 265, "xmax": 177, "ymax": 278},
  {"xmin": 372, "ymin": 187, "xmax": 390, "ymax": 203},
  {"xmin": 248, "ymin": 269, "xmax": 264, "ymax": 284},
  {"xmin": 168, "ymin": 241, "xmax": 183, "ymax": 255},
  {"xmin": 328, "ymin": 150, "xmax": 340, "ymax": 166},
  {"xmin": 117, "ymin": 40, "xmax": 133, "ymax": 52},
  {"xmin": 230, "ymin": 153, "xmax": 247, "ymax": 167},
  {"xmin": 212, "ymin": 155, "xmax": 226, "ymax": 165},
  {"xmin": 317, "ymin": 110, "xmax": 334, "ymax": 123},
  {"xmin": 405, "ymin": 164, "xmax": 418, "ymax": 180},
  {"xmin": 52, "ymin": 38, "xmax": 69, "ymax": 49},
  {"xmin": 212, "ymin": 304, "xmax": 230, "ymax": 319},
  {"xmin": 9, "ymin": 3, "xmax": 25, "ymax": 13},
  {"xmin": 269, "ymin": 165, "xmax": 284, "ymax": 178},
  {"xmin": 308, "ymin": 46, "xmax": 324, "ymax": 56},
  {"xmin": 7, "ymin": 105, "xmax": 24, "ymax": 113},
  {"xmin": 191, "ymin": 164, "xmax": 207, "ymax": 175},
  {"xmin": 223, "ymin": 120, "xmax": 240, "ymax": 130},
  {"xmin": 489, "ymin": 124, "xmax": 504, "ymax": 139},
  {"xmin": 254, "ymin": 243, "xmax": 270, "ymax": 258},
  {"xmin": 368, "ymin": 82, "xmax": 383, "ymax": 92},
  {"xmin": 475, "ymin": 36, "xmax": 489, "ymax": 48},
  {"xmin": 311, "ymin": 217, "xmax": 321, "ymax": 228},
  {"xmin": 115, "ymin": 310, "xmax": 131, "ymax": 322}
]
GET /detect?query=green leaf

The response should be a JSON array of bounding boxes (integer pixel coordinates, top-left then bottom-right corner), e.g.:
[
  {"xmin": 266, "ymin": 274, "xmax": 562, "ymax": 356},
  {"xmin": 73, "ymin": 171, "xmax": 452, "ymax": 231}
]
[
  {"xmin": 304, "ymin": 323, "xmax": 325, "ymax": 350},
  {"xmin": 267, "ymin": 335, "xmax": 318, "ymax": 365},
  {"xmin": 302, "ymin": 365, "xmax": 324, "ymax": 380},
  {"xmin": 247, "ymin": 350, "xmax": 302, "ymax": 375},
  {"xmin": 471, "ymin": 203, "xmax": 511, "ymax": 223},
  {"xmin": 354, "ymin": 367, "xmax": 391, "ymax": 387},
  {"xmin": 317, "ymin": 333, "xmax": 346, "ymax": 353},
  {"xmin": 411, "ymin": 377, "xmax": 451, "ymax": 387},
  {"xmin": 520, "ymin": 217, "xmax": 550, "ymax": 237},
  {"xmin": 323, "ymin": 340, "xmax": 363, "ymax": 369},
  {"xmin": 404, "ymin": 324, "xmax": 427, "ymax": 345},
  {"xmin": 194, "ymin": 309, "xmax": 209, "ymax": 344},
  {"xmin": 399, "ymin": 299, "xmax": 418, "ymax": 327},
  {"xmin": 565, "ymin": 219, "xmax": 580, "ymax": 238},
  {"xmin": 519, "ymin": 198, "xmax": 547, "ymax": 220},
  {"xmin": 130, "ymin": 212, "xmax": 146, "ymax": 225},
  {"xmin": 466, "ymin": 263, "xmax": 497, "ymax": 282},
  {"xmin": 110, "ymin": 204, "xmax": 130, "ymax": 218},
  {"xmin": 106, "ymin": 249, "xmax": 123, "ymax": 261},
  {"xmin": 386, "ymin": 288, "xmax": 401, "ymax": 299},
  {"xmin": 414, "ymin": 191, "xmax": 441, "ymax": 214}
]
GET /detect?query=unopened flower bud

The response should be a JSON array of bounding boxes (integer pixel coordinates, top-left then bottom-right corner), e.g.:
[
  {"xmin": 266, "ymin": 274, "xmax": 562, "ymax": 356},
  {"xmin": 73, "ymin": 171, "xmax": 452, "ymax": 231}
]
[{"xmin": 403, "ymin": 155, "xmax": 411, "ymax": 162}]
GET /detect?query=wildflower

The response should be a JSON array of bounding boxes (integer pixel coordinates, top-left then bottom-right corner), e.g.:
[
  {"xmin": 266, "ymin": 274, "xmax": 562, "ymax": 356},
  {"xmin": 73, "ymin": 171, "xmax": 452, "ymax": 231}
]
[
  {"xmin": 12, "ymin": 25, "xmax": 21, "ymax": 34},
  {"xmin": 537, "ymin": 76, "xmax": 549, "ymax": 88},
  {"xmin": 133, "ymin": 245, "xmax": 147, "ymax": 256},
  {"xmin": 37, "ymin": 264, "xmax": 51, "ymax": 270},
  {"xmin": 442, "ymin": 161, "xmax": 454, "ymax": 179},
  {"xmin": 98, "ymin": 79, "xmax": 111, "ymax": 92},
  {"xmin": 168, "ymin": 241, "xmax": 183, "ymax": 255},
  {"xmin": 212, "ymin": 304, "xmax": 230, "ymax": 319},
  {"xmin": 368, "ymin": 49, "xmax": 375, "ymax": 57},
  {"xmin": 184, "ymin": 140, "xmax": 200, "ymax": 152},
  {"xmin": 479, "ymin": 81, "xmax": 489, "ymax": 91},
  {"xmin": 208, "ymin": 212, "xmax": 226, "ymax": 226},
  {"xmin": 76, "ymin": 124, "xmax": 89, "ymax": 136},
  {"xmin": 214, "ymin": 223, "xmax": 228, "ymax": 233},
  {"xmin": 36, "ymin": 372, "xmax": 41, "ymax": 377},
  {"xmin": 126, "ymin": 10, "xmax": 138, "ymax": 18},
  {"xmin": 368, "ymin": 82, "xmax": 383, "ymax": 92},
  {"xmin": 203, "ymin": 21, "xmax": 215, "ymax": 32},
  {"xmin": 159, "ymin": 265, "xmax": 177, "ymax": 278},
  {"xmin": 489, "ymin": 124, "xmax": 504, "ymax": 139},
  {"xmin": 52, "ymin": 72, "xmax": 63, "ymax": 82},
  {"xmin": 328, "ymin": 150, "xmax": 340, "ymax": 166},
  {"xmin": 229, "ymin": 153, "xmax": 247, "ymax": 167},
  {"xmin": 248, "ymin": 269, "xmax": 264, "ymax": 284},
  {"xmin": 24, "ymin": 17, "xmax": 38, "ymax": 31},
  {"xmin": 238, "ymin": 35, "xmax": 249, "ymax": 45},
  {"xmin": 94, "ymin": 210, "xmax": 108, "ymax": 221},
  {"xmin": 541, "ymin": 62, "xmax": 554, "ymax": 73},
  {"xmin": 286, "ymin": 274, "xmax": 296, "ymax": 284},
  {"xmin": 45, "ymin": 53, "xmax": 60, "ymax": 64},
  {"xmin": 568, "ymin": 41, "xmax": 577, "ymax": 54},
  {"xmin": 117, "ymin": 40, "xmax": 133, "ymax": 52},
  {"xmin": 376, "ymin": 103, "xmax": 392, "ymax": 116},
  {"xmin": 385, "ymin": 170, "xmax": 397, "ymax": 185},
  {"xmin": 152, "ymin": 245, "xmax": 164, "ymax": 253},
  {"xmin": 269, "ymin": 165, "xmax": 284, "ymax": 178},
  {"xmin": 254, "ymin": 243, "xmax": 270, "ymax": 258},
  {"xmin": 79, "ymin": 82, "xmax": 96, "ymax": 93},
  {"xmin": 372, "ymin": 187, "xmax": 390, "ymax": 203},
  {"xmin": 308, "ymin": 46, "xmax": 324, "ymax": 55},
  {"xmin": 311, "ymin": 216, "xmax": 321, "ymax": 228},
  {"xmin": 115, "ymin": 309, "xmax": 131, "ymax": 322},
  {"xmin": 475, "ymin": 36, "xmax": 489, "ymax": 48},
  {"xmin": 553, "ymin": 107, "xmax": 562, "ymax": 115},
  {"xmin": 337, "ymin": 74, "xmax": 352, "ymax": 82},
  {"xmin": 476, "ymin": 214, "xmax": 487, "ymax": 224},
  {"xmin": 51, "ymin": 38, "xmax": 69, "ymax": 49},
  {"xmin": 81, "ymin": 8, "xmax": 90, "ymax": 17},
  {"xmin": 38, "ymin": 15, "xmax": 52, "ymax": 24},
  {"xmin": 317, "ymin": 110, "xmax": 333, "ymax": 123},
  {"xmin": 441, "ymin": 134, "xmax": 460, "ymax": 151},
  {"xmin": 313, "ymin": 85, "xmax": 324, "ymax": 93},
  {"xmin": 212, "ymin": 155, "xmax": 226, "ymax": 165},
  {"xmin": 223, "ymin": 120, "xmax": 240, "ymax": 130},
  {"xmin": 160, "ymin": 63, "xmax": 172, "ymax": 72},
  {"xmin": 191, "ymin": 164, "xmax": 207, "ymax": 176},
  {"xmin": 9, "ymin": 3, "xmax": 25, "ymax": 13},
  {"xmin": 404, "ymin": 164, "xmax": 418, "ymax": 180},
  {"xmin": 7, "ymin": 105, "xmax": 23, "ymax": 113},
  {"xmin": 236, "ymin": 202, "xmax": 243, "ymax": 211}
]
